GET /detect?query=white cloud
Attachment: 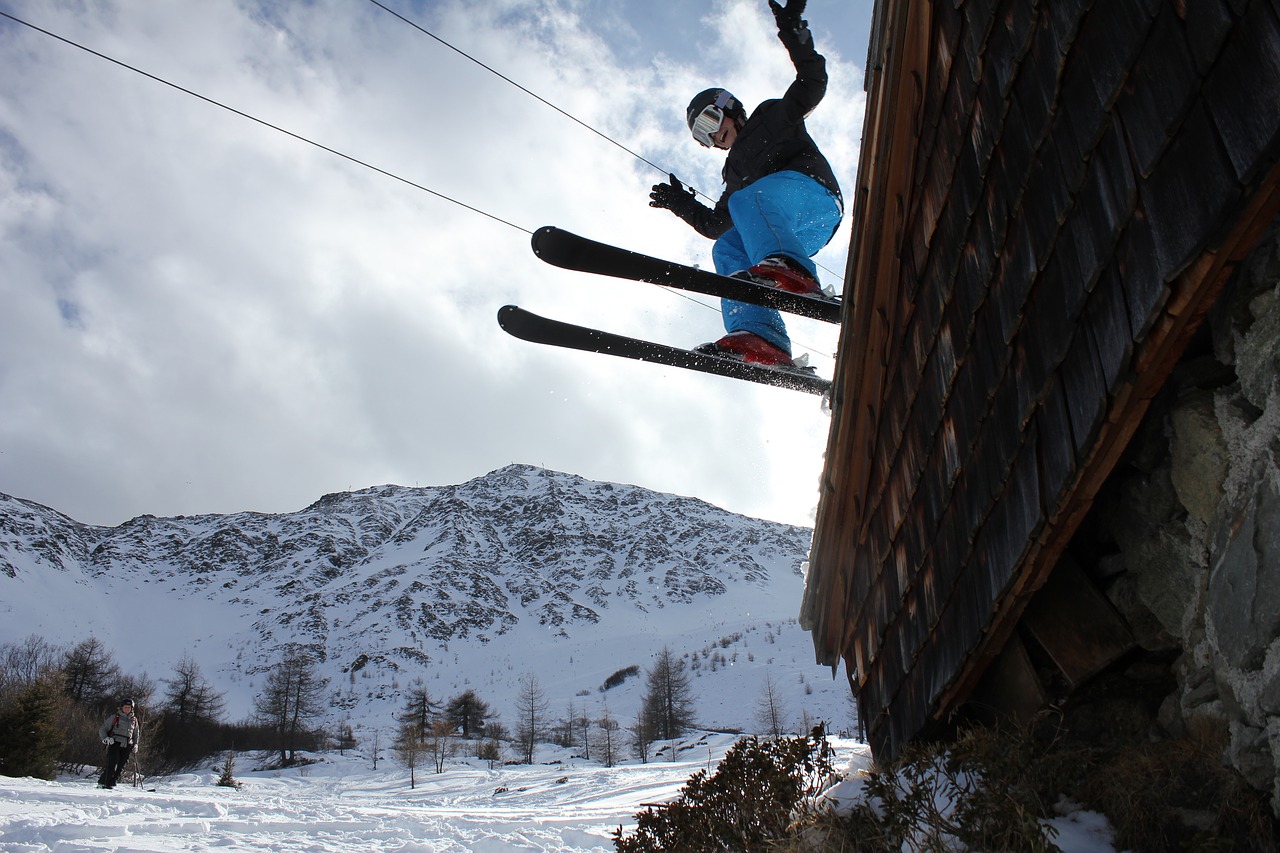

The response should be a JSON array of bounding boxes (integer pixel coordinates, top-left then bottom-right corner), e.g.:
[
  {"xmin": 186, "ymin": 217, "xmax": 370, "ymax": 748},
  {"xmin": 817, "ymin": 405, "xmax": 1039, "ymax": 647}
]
[{"xmin": 0, "ymin": 0, "xmax": 867, "ymax": 528}]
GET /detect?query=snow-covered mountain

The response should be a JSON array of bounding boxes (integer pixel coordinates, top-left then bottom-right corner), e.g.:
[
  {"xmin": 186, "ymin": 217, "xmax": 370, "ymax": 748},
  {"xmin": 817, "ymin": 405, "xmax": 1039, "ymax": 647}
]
[{"xmin": 0, "ymin": 464, "xmax": 853, "ymax": 733}]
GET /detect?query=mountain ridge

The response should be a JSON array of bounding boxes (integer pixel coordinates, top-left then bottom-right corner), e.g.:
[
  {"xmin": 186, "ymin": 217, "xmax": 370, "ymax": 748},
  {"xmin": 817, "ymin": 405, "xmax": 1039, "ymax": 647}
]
[{"xmin": 0, "ymin": 464, "xmax": 838, "ymax": 731}]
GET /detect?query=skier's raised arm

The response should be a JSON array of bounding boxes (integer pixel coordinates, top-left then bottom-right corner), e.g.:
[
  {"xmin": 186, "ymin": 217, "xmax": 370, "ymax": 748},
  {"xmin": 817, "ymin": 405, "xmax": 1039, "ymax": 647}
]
[{"xmin": 770, "ymin": 0, "xmax": 828, "ymax": 121}]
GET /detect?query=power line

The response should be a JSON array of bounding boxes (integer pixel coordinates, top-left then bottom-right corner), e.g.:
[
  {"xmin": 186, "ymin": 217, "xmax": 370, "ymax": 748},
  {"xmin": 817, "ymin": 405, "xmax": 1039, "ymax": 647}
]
[
  {"xmin": 0, "ymin": 10, "xmax": 721, "ymax": 308},
  {"xmin": 362, "ymin": 0, "xmax": 704, "ymax": 197},
  {"xmin": 0, "ymin": 9, "xmax": 531, "ymax": 236}
]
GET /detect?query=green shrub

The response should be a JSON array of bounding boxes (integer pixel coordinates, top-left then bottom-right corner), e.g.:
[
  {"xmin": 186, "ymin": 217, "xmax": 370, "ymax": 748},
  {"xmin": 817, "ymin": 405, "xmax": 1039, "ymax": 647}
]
[
  {"xmin": 602, "ymin": 666, "xmax": 640, "ymax": 692},
  {"xmin": 0, "ymin": 679, "xmax": 66, "ymax": 780},
  {"xmin": 216, "ymin": 751, "xmax": 241, "ymax": 789},
  {"xmin": 835, "ymin": 728, "xmax": 1060, "ymax": 853},
  {"xmin": 614, "ymin": 726, "xmax": 835, "ymax": 852}
]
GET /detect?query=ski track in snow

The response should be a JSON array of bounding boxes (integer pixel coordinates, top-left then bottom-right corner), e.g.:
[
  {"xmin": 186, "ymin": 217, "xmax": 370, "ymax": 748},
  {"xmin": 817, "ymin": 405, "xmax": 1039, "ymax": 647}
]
[
  {"xmin": 0, "ymin": 737, "xmax": 1118, "ymax": 852},
  {"xmin": 0, "ymin": 740, "xmax": 738, "ymax": 853}
]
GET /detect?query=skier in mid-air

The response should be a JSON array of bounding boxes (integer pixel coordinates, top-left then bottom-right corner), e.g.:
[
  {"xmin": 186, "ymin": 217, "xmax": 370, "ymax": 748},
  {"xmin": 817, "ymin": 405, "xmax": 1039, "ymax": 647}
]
[{"xmin": 648, "ymin": 0, "xmax": 842, "ymax": 368}]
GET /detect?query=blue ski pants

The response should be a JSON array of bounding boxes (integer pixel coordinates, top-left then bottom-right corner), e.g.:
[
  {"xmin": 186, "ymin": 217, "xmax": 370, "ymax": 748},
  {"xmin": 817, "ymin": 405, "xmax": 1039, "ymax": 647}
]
[{"xmin": 711, "ymin": 170, "xmax": 843, "ymax": 353}]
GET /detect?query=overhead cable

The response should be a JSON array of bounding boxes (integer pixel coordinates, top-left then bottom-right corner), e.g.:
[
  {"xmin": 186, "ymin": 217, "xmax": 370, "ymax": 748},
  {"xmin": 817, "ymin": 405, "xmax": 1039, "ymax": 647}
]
[
  {"xmin": 0, "ymin": 10, "xmax": 531, "ymax": 235},
  {"xmin": 362, "ymin": 0, "xmax": 707, "ymax": 198}
]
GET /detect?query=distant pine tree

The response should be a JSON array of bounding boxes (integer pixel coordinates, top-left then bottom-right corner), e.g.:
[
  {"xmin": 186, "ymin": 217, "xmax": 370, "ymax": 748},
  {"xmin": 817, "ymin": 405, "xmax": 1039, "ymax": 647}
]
[
  {"xmin": 216, "ymin": 751, "xmax": 241, "ymax": 789},
  {"xmin": 444, "ymin": 689, "xmax": 491, "ymax": 738},
  {"xmin": 392, "ymin": 723, "xmax": 426, "ymax": 789},
  {"xmin": 335, "ymin": 721, "xmax": 357, "ymax": 754},
  {"xmin": 597, "ymin": 707, "xmax": 621, "ymax": 768},
  {"xmin": 641, "ymin": 647, "xmax": 696, "ymax": 745},
  {"xmin": 61, "ymin": 637, "xmax": 119, "ymax": 711},
  {"xmin": 252, "ymin": 650, "xmax": 329, "ymax": 766},
  {"xmin": 753, "ymin": 673, "xmax": 790, "ymax": 737},
  {"xmin": 398, "ymin": 679, "xmax": 437, "ymax": 740},
  {"xmin": 0, "ymin": 678, "xmax": 66, "ymax": 780},
  {"xmin": 162, "ymin": 655, "xmax": 225, "ymax": 726},
  {"xmin": 514, "ymin": 674, "xmax": 549, "ymax": 764}
]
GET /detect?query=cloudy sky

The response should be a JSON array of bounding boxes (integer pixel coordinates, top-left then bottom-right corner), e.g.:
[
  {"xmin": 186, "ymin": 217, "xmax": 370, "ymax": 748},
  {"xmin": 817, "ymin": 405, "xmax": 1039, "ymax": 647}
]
[{"xmin": 0, "ymin": 0, "xmax": 871, "ymax": 530}]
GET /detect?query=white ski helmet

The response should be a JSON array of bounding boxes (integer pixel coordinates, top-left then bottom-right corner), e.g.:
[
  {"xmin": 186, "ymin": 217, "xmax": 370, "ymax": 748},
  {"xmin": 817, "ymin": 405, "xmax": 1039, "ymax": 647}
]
[{"xmin": 686, "ymin": 88, "xmax": 745, "ymax": 147}]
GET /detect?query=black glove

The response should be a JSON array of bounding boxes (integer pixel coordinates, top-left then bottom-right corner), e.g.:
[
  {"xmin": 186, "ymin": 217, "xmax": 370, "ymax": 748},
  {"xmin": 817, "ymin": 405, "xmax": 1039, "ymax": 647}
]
[
  {"xmin": 649, "ymin": 174, "xmax": 698, "ymax": 217},
  {"xmin": 769, "ymin": 0, "xmax": 811, "ymax": 44}
]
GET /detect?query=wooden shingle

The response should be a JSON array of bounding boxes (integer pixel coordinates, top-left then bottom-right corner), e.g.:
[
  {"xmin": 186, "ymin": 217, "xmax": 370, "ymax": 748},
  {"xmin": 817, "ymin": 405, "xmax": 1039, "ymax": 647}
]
[
  {"xmin": 1022, "ymin": 148, "xmax": 1071, "ymax": 267},
  {"xmin": 1142, "ymin": 103, "xmax": 1241, "ymax": 280},
  {"xmin": 1086, "ymin": 265, "xmax": 1136, "ymax": 394},
  {"xmin": 990, "ymin": 1, "xmax": 1037, "ymax": 98},
  {"xmin": 1118, "ymin": 7, "xmax": 1199, "ymax": 179},
  {"xmin": 982, "ymin": 155, "xmax": 1012, "ymax": 251},
  {"xmin": 961, "ymin": 0, "xmax": 999, "ymax": 85},
  {"xmin": 1010, "ymin": 17, "xmax": 1059, "ymax": 148},
  {"xmin": 1081, "ymin": 118, "xmax": 1138, "ymax": 266},
  {"xmin": 970, "ymin": 67, "xmax": 1004, "ymax": 176},
  {"xmin": 1034, "ymin": 376, "xmax": 1076, "ymax": 513},
  {"xmin": 1060, "ymin": 324, "xmax": 1108, "ymax": 454},
  {"xmin": 1184, "ymin": 0, "xmax": 1235, "ymax": 74},
  {"xmin": 1117, "ymin": 212, "xmax": 1166, "ymax": 340},
  {"xmin": 991, "ymin": 222, "xmax": 1035, "ymax": 345},
  {"xmin": 1045, "ymin": 0, "xmax": 1092, "ymax": 53},
  {"xmin": 1077, "ymin": 0, "xmax": 1153, "ymax": 109},
  {"xmin": 1066, "ymin": 207, "xmax": 1106, "ymax": 300},
  {"xmin": 1204, "ymin": 2, "xmax": 1280, "ymax": 183}
]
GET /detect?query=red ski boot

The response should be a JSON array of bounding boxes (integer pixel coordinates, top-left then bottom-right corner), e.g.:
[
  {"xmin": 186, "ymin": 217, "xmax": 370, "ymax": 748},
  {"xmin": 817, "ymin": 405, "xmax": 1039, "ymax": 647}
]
[
  {"xmin": 733, "ymin": 255, "xmax": 821, "ymax": 294},
  {"xmin": 695, "ymin": 331, "xmax": 795, "ymax": 367}
]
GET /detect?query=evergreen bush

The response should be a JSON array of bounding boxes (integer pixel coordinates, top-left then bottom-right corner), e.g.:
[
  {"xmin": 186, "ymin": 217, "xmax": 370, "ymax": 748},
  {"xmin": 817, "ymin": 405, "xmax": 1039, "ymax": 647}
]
[
  {"xmin": 0, "ymin": 679, "xmax": 66, "ymax": 780},
  {"xmin": 613, "ymin": 726, "xmax": 835, "ymax": 852},
  {"xmin": 216, "ymin": 751, "xmax": 241, "ymax": 789}
]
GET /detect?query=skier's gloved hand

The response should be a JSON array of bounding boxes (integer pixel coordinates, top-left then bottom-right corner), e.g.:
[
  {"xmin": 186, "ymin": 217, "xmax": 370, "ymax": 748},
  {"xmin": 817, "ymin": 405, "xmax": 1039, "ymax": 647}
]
[
  {"xmin": 769, "ymin": 0, "xmax": 811, "ymax": 45},
  {"xmin": 769, "ymin": 0, "xmax": 806, "ymax": 27},
  {"xmin": 103, "ymin": 738, "xmax": 112, "ymax": 745},
  {"xmin": 649, "ymin": 174, "xmax": 697, "ymax": 216}
]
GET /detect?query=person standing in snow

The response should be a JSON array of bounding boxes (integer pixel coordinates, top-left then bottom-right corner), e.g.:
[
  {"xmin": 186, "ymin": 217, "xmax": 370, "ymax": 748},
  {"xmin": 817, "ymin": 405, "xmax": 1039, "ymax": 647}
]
[
  {"xmin": 97, "ymin": 698, "xmax": 141, "ymax": 788},
  {"xmin": 648, "ymin": 0, "xmax": 842, "ymax": 367}
]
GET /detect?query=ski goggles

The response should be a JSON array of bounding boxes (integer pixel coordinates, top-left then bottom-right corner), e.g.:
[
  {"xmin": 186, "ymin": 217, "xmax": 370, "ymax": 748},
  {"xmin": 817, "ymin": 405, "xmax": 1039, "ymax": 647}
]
[{"xmin": 690, "ymin": 91, "xmax": 735, "ymax": 147}]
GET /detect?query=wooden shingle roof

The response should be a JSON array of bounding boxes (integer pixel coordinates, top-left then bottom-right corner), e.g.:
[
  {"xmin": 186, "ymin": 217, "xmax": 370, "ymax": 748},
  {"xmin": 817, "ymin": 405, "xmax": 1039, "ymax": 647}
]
[{"xmin": 805, "ymin": 0, "xmax": 1280, "ymax": 757}]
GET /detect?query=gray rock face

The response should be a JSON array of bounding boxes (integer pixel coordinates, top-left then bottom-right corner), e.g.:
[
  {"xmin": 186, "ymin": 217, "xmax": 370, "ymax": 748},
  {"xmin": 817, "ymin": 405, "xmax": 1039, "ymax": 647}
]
[
  {"xmin": 1169, "ymin": 390, "xmax": 1230, "ymax": 526},
  {"xmin": 1231, "ymin": 234, "xmax": 1280, "ymax": 410},
  {"xmin": 1108, "ymin": 466, "xmax": 1202, "ymax": 639},
  {"xmin": 1208, "ymin": 471, "xmax": 1280, "ymax": 672},
  {"xmin": 1092, "ymin": 221, "xmax": 1280, "ymax": 811}
]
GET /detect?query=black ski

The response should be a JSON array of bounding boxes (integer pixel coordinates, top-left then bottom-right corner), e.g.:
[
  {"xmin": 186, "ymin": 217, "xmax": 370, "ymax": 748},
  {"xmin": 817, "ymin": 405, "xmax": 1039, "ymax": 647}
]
[
  {"xmin": 498, "ymin": 305, "xmax": 831, "ymax": 395},
  {"xmin": 531, "ymin": 226, "xmax": 842, "ymax": 324}
]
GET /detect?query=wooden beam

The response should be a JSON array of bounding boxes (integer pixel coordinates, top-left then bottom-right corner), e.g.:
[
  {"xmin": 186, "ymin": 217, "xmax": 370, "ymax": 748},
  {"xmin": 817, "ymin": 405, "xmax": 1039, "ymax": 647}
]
[{"xmin": 1021, "ymin": 557, "xmax": 1135, "ymax": 686}]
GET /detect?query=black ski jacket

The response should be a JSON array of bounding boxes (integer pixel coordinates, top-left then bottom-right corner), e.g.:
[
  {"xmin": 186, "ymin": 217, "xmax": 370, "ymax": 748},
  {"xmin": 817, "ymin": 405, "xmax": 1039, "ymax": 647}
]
[{"xmin": 676, "ymin": 28, "xmax": 842, "ymax": 240}]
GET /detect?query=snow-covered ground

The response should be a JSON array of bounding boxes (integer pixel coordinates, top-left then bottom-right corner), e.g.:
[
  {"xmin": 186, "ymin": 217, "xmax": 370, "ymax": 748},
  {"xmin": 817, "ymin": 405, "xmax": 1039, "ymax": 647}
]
[{"xmin": 0, "ymin": 736, "xmax": 1117, "ymax": 852}]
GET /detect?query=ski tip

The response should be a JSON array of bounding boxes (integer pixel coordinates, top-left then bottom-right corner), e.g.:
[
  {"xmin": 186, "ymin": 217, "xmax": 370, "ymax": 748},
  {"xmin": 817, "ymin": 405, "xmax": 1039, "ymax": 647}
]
[
  {"xmin": 530, "ymin": 225, "xmax": 559, "ymax": 258},
  {"xmin": 496, "ymin": 304, "xmax": 525, "ymax": 339},
  {"xmin": 497, "ymin": 304, "xmax": 519, "ymax": 325},
  {"xmin": 497, "ymin": 304, "xmax": 544, "ymax": 337},
  {"xmin": 530, "ymin": 225, "xmax": 583, "ymax": 266}
]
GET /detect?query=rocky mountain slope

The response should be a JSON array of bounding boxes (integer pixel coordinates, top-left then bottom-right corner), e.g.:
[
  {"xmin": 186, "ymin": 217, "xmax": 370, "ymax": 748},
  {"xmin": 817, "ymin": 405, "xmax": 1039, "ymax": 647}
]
[{"xmin": 1, "ymin": 465, "xmax": 838, "ymax": 730}]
